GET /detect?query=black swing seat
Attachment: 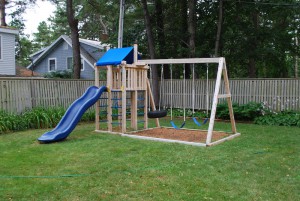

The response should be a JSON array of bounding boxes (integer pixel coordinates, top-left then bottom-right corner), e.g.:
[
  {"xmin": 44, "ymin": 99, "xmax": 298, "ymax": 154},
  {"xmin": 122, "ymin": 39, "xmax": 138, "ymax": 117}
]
[{"xmin": 148, "ymin": 110, "xmax": 167, "ymax": 118}]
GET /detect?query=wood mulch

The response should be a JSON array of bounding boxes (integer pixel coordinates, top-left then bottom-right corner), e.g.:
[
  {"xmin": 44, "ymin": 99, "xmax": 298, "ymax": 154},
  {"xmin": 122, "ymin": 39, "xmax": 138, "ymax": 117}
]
[{"xmin": 128, "ymin": 127, "xmax": 230, "ymax": 143}]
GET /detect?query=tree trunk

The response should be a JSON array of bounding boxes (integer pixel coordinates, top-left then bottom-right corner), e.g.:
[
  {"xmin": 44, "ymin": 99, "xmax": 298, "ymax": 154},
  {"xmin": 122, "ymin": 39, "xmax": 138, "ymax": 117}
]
[
  {"xmin": 248, "ymin": 58, "xmax": 256, "ymax": 78},
  {"xmin": 187, "ymin": 0, "xmax": 196, "ymax": 79},
  {"xmin": 155, "ymin": 0, "xmax": 170, "ymax": 79},
  {"xmin": 214, "ymin": 0, "xmax": 223, "ymax": 57},
  {"xmin": 67, "ymin": 0, "xmax": 81, "ymax": 79},
  {"xmin": 248, "ymin": 10, "xmax": 258, "ymax": 78},
  {"xmin": 0, "ymin": 0, "xmax": 7, "ymax": 26},
  {"xmin": 141, "ymin": 0, "xmax": 159, "ymax": 106},
  {"xmin": 295, "ymin": 36, "xmax": 299, "ymax": 78}
]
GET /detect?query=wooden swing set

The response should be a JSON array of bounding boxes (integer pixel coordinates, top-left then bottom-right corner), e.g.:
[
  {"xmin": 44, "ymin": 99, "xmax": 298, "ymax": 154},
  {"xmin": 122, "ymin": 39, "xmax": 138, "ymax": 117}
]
[{"xmin": 94, "ymin": 44, "xmax": 240, "ymax": 146}]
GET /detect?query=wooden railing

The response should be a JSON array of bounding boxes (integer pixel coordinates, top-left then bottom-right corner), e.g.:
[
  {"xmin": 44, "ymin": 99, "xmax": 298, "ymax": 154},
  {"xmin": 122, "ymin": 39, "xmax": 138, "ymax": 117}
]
[{"xmin": 1, "ymin": 78, "xmax": 299, "ymax": 113}]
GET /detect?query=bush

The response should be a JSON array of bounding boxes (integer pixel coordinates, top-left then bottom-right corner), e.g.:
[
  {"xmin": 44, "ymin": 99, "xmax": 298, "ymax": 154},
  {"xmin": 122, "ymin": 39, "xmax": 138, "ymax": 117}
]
[
  {"xmin": 0, "ymin": 110, "xmax": 28, "ymax": 134},
  {"xmin": 216, "ymin": 102, "xmax": 262, "ymax": 121},
  {"xmin": 22, "ymin": 107, "xmax": 66, "ymax": 129},
  {"xmin": 44, "ymin": 70, "xmax": 73, "ymax": 79},
  {"xmin": 254, "ymin": 111, "xmax": 300, "ymax": 127}
]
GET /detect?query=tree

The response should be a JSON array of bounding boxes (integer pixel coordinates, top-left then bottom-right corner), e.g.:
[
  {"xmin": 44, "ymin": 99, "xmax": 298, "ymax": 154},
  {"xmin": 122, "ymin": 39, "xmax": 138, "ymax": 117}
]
[
  {"xmin": 214, "ymin": 0, "xmax": 223, "ymax": 57},
  {"xmin": 140, "ymin": 0, "xmax": 159, "ymax": 105},
  {"xmin": 0, "ymin": 0, "xmax": 37, "ymax": 26},
  {"xmin": 66, "ymin": 0, "xmax": 81, "ymax": 79},
  {"xmin": 48, "ymin": 3, "xmax": 70, "ymax": 39},
  {"xmin": 33, "ymin": 21, "xmax": 53, "ymax": 49},
  {"xmin": 0, "ymin": 0, "xmax": 7, "ymax": 26}
]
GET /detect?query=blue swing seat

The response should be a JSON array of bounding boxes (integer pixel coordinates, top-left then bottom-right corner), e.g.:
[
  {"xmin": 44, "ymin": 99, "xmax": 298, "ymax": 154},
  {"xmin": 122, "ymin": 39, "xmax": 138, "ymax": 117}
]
[
  {"xmin": 192, "ymin": 117, "xmax": 209, "ymax": 126},
  {"xmin": 170, "ymin": 120, "xmax": 186, "ymax": 130}
]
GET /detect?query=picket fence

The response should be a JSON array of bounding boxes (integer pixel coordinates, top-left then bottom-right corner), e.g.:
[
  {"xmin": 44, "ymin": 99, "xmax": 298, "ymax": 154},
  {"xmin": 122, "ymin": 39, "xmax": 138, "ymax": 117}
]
[
  {"xmin": 161, "ymin": 79, "xmax": 300, "ymax": 111},
  {"xmin": 0, "ymin": 78, "xmax": 299, "ymax": 113}
]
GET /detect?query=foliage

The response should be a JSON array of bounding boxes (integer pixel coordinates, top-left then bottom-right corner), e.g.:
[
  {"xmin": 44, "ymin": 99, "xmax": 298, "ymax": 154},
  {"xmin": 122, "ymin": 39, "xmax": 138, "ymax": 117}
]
[
  {"xmin": 0, "ymin": 110, "xmax": 28, "ymax": 133},
  {"xmin": 260, "ymin": 97, "xmax": 299, "ymax": 115},
  {"xmin": 43, "ymin": 70, "xmax": 73, "ymax": 79},
  {"xmin": 5, "ymin": 0, "xmax": 38, "ymax": 66},
  {"xmin": 216, "ymin": 102, "xmax": 262, "ymax": 121},
  {"xmin": 0, "ymin": 106, "xmax": 96, "ymax": 134},
  {"xmin": 22, "ymin": 107, "xmax": 66, "ymax": 129},
  {"xmin": 254, "ymin": 111, "xmax": 300, "ymax": 127},
  {"xmin": 32, "ymin": 21, "xmax": 54, "ymax": 49},
  {"xmin": 81, "ymin": 110, "xmax": 96, "ymax": 122},
  {"xmin": 4, "ymin": 0, "xmax": 300, "ymax": 78},
  {"xmin": 0, "ymin": 122, "xmax": 299, "ymax": 200}
]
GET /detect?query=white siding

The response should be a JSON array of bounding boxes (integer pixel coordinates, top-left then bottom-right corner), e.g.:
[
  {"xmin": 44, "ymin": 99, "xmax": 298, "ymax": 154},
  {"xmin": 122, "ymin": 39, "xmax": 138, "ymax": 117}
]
[{"xmin": 0, "ymin": 32, "xmax": 16, "ymax": 75}]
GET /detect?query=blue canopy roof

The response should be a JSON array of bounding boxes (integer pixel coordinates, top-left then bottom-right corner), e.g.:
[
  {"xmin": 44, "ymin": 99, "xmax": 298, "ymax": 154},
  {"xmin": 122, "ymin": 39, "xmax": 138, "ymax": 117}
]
[{"xmin": 96, "ymin": 47, "xmax": 134, "ymax": 66}]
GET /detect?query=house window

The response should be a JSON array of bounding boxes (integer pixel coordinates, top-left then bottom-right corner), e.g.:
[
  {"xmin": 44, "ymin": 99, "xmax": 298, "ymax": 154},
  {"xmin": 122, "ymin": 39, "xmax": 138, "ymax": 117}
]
[
  {"xmin": 67, "ymin": 57, "xmax": 73, "ymax": 70},
  {"xmin": 0, "ymin": 35, "xmax": 2, "ymax": 60},
  {"xmin": 66, "ymin": 57, "xmax": 84, "ymax": 71},
  {"xmin": 48, "ymin": 58, "xmax": 56, "ymax": 71}
]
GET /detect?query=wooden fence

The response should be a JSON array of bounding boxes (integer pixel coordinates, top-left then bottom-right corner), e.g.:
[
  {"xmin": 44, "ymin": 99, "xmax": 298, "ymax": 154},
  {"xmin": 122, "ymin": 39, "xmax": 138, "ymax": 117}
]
[
  {"xmin": 0, "ymin": 78, "xmax": 299, "ymax": 113},
  {"xmin": 0, "ymin": 78, "xmax": 98, "ymax": 113},
  {"xmin": 161, "ymin": 79, "xmax": 300, "ymax": 111}
]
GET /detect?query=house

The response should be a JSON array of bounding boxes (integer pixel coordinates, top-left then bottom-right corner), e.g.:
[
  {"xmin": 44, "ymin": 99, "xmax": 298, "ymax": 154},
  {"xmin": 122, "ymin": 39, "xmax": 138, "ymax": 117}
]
[
  {"xmin": 27, "ymin": 35, "xmax": 107, "ymax": 79},
  {"xmin": 0, "ymin": 26, "xmax": 19, "ymax": 76}
]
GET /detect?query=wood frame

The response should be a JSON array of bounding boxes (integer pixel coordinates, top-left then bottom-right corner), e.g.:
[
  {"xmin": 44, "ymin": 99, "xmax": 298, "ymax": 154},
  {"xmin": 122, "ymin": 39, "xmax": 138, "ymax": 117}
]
[
  {"xmin": 94, "ymin": 45, "xmax": 154, "ymax": 134},
  {"xmin": 95, "ymin": 45, "xmax": 239, "ymax": 146},
  {"xmin": 137, "ymin": 57, "xmax": 240, "ymax": 146}
]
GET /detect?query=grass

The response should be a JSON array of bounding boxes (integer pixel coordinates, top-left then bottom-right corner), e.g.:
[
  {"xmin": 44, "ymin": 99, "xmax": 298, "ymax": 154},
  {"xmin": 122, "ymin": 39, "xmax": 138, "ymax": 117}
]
[{"xmin": 0, "ymin": 119, "xmax": 299, "ymax": 200}]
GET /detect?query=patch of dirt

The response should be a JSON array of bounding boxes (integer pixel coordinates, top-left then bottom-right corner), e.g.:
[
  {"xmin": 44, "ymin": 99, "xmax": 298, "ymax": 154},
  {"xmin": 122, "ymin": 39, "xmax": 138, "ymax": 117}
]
[{"xmin": 129, "ymin": 127, "xmax": 230, "ymax": 143}]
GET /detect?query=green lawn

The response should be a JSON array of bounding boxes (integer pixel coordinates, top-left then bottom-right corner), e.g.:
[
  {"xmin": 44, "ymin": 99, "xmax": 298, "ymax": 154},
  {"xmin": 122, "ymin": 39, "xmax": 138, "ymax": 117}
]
[{"xmin": 0, "ymin": 119, "xmax": 299, "ymax": 200}]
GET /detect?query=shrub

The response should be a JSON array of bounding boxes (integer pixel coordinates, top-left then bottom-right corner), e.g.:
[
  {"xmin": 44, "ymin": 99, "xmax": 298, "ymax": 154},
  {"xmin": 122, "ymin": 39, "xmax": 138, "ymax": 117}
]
[
  {"xmin": 254, "ymin": 111, "xmax": 300, "ymax": 127},
  {"xmin": 22, "ymin": 107, "xmax": 66, "ymax": 129},
  {"xmin": 216, "ymin": 102, "xmax": 262, "ymax": 121},
  {"xmin": 44, "ymin": 70, "xmax": 73, "ymax": 79},
  {"xmin": 0, "ymin": 110, "xmax": 28, "ymax": 134}
]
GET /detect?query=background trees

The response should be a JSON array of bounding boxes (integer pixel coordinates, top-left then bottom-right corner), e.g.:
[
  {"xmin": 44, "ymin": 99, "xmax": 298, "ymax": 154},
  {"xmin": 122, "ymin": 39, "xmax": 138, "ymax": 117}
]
[{"xmin": 2, "ymin": 0, "xmax": 300, "ymax": 79}]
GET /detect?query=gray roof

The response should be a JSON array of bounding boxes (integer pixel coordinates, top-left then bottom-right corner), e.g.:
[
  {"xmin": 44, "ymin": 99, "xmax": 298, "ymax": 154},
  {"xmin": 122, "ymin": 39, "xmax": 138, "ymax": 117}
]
[{"xmin": 27, "ymin": 35, "xmax": 107, "ymax": 69}]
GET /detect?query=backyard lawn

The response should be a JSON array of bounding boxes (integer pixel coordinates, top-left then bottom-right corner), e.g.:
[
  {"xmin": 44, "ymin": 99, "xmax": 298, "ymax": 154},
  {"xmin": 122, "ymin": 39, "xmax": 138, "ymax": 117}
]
[{"xmin": 0, "ymin": 119, "xmax": 299, "ymax": 200}]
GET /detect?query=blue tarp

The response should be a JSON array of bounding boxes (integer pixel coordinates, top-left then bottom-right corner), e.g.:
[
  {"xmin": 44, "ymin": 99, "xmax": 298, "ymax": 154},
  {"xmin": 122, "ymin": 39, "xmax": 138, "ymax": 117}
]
[{"xmin": 96, "ymin": 47, "xmax": 134, "ymax": 66}]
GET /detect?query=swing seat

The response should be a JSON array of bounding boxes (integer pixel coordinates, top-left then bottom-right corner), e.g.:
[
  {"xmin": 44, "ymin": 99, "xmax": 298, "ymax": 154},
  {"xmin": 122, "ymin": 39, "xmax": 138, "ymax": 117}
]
[
  {"xmin": 148, "ymin": 110, "xmax": 167, "ymax": 118},
  {"xmin": 170, "ymin": 120, "xmax": 186, "ymax": 130},
  {"xmin": 192, "ymin": 117, "xmax": 209, "ymax": 126}
]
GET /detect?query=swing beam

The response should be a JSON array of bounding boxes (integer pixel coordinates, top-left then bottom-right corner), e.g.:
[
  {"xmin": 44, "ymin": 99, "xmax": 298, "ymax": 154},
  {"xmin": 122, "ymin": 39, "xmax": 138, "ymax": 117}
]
[{"xmin": 136, "ymin": 57, "xmax": 240, "ymax": 146}]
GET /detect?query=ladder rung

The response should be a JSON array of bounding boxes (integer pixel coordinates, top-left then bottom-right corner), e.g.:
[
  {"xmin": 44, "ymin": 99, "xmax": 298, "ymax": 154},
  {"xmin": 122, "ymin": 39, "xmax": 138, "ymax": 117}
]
[{"xmin": 111, "ymin": 114, "xmax": 122, "ymax": 117}]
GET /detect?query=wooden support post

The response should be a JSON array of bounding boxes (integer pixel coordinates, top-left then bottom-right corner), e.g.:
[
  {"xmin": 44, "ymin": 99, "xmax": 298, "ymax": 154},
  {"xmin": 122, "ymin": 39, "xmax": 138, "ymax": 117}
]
[
  {"xmin": 131, "ymin": 91, "xmax": 138, "ymax": 130},
  {"xmin": 206, "ymin": 58, "xmax": 224, "ymax": 144},
  {"xmin": 121, "ymin": 63, "xmax": 127, "ymax": 133},
  {"xmin": 222, "ymin": 60, "xmax": 237, "ymax": 133},
  {"xmin": 95, "ymin": 65, "xmax": 100, "ymax": 131},
  {"xmin": 107, "ymin": 65, "xmax": 113, "ymax": 132},
  {"xmin": 144, "ymin": 89, "xmax": 148, "ymax": 129},
  {"xmin": 134, "ymin": 44, "xmax": 138, "ymax": 64},
  {"xmin": 146, "ymin": 79, "xmax": 160, "ymax": 127}
]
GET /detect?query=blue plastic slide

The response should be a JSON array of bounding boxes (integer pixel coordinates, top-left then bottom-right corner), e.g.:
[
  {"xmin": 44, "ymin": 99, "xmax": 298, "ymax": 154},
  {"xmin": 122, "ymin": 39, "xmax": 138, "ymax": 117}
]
[{"xmin": 38, "ymin": 86, "xmax": 107, "ymax": 143}]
